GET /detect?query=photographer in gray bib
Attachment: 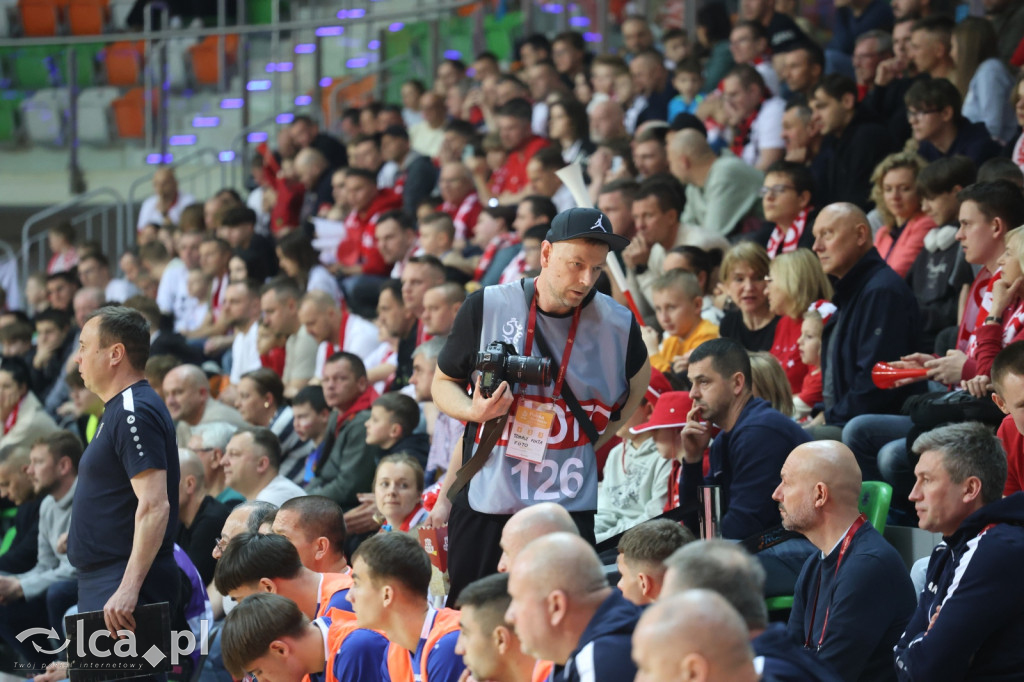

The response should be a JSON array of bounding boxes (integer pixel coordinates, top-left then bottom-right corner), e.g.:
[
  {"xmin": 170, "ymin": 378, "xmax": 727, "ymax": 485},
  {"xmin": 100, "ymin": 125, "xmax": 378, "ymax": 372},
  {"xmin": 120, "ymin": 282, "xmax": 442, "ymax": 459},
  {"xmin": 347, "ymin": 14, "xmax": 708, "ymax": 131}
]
[{"xmin": 430, "ymin": 207, "xmax": 651, "ymax": 602}]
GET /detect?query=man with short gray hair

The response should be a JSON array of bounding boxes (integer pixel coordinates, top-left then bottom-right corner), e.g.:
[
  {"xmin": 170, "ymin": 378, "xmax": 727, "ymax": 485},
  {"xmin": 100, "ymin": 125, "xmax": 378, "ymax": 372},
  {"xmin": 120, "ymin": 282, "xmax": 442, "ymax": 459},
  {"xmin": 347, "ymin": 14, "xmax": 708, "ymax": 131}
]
[
  {"xmin": 188, "ymin": 422, "xmax": 242, "ymax": 506},
  {"xmin": 894, "ymin": 422, "xmax": 1024, "ymax": 680}
]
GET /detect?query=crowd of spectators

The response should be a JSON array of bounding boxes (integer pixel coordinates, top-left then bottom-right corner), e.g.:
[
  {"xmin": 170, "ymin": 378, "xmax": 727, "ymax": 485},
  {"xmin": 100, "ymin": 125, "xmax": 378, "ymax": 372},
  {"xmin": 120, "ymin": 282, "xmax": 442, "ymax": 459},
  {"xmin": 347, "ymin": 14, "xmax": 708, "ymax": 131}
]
[{"xmin": 3, "ymin": 0, "xmax": 1024, "ymax": 680}]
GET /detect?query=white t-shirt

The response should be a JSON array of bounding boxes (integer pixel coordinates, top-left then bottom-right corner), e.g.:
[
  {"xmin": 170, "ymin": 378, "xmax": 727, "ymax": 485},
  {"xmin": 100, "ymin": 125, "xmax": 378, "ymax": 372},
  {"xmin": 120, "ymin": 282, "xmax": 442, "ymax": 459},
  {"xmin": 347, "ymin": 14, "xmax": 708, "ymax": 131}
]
[
  {"xmin": 307, "ymin": 265, "xmax": 342, "ymax": 305},
  {"xmin": 229, "ymin": 320, "xmax": 263, "ymax": 384},
  {"xmin": 755, "ymin": 61, "xmax": 781, "ymax": 97},
  {"xmin": 137, "ymin": 193, "xmax": 196, "ymax": 230},
  {"xmin": 410, "ymin": 122, "xmax": 444, "ymax": 158},
  {"xmin": 742, "ymin": 97, "xmax": 785, "ymax": 168},
  {"xmin": 156, "ymin": 259, "xmax": 187, "ymax": 314},
  {"xmin": 104, "ymin": 278, "xmax": 139, "ymax": 303},
  {"xmin": 312, "ymin": 312, "xmax": 388, "ymax": 378},
  {"xmin": 532, "ymin": 101, "xmax": 549, "ymax": 138}
]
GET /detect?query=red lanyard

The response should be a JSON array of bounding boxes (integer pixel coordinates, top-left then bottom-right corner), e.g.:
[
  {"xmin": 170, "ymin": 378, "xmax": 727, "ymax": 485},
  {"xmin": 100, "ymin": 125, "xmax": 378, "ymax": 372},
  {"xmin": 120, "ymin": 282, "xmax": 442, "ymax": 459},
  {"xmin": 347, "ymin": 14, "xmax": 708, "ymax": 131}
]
[
  {"xmin": 523, "ymin": 278, "xmax": 582, "ymax": 399},
  {"xmin": 805, "ymin": 513, "xmax": 867, "ymax": 650},
  {"xmin": 3, "ymin": 397, "xmax": 21, "ymax": 436},
  {"xmin": 333, "ymin": 304, "xmax": 349, "ymax": 355}
]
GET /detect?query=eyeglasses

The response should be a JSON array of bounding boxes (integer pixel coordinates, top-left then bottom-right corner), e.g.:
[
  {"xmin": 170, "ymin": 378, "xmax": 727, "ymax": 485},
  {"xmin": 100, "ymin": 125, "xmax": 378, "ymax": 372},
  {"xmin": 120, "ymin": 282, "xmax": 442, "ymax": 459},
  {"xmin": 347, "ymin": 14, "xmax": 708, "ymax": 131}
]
[
  {"xmin": 759, "ymin": 185, "xmax": 796, "ymax": 198},
  {"xmin": 215, "ymin": 535, "xmax": 230, "ymax": 553},
  {"xmin": 906, "ymin": 109, "xmax": 940, "ymax": 121}
]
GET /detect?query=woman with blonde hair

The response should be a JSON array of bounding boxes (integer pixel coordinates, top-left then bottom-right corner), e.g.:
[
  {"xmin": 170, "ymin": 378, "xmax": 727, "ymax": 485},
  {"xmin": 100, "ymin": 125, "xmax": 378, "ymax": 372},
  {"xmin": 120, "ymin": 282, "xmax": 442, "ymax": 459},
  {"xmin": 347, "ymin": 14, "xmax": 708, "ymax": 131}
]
[
  {"xmin": 765, "ymin": 248, "xmax": 833, "ymax": 392},
  {"xmin": 718, "ymin": 242, "xmax": 778, "ymax": 352},
  {"xmin": 870, "ymin": 151, "xmax": 936, "ymax": 278},
  {"xmin": 951, "ymin": 17, "xmax": 1016, "ymax": 144},
  {"xmin": 749, "ymin": 352, "xmax": 794, "ymax": 418}
]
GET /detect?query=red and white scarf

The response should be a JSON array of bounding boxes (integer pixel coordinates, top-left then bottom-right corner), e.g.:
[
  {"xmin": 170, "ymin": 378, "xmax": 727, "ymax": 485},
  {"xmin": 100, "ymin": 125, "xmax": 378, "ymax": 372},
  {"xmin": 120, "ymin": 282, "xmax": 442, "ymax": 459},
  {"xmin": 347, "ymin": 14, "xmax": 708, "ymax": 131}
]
[
  {"xmin": 765, "ymin": 207, "xmax": 812, "ymax": 258},
  {"xmin": 474, "ymin": 233, "xmax": 520, "ymax": 281},
  {"xmin": 1004, "ymin": 300, "xmax": 1024, "ymax": 345},
  {"xmin": 3, "ymin": 396, "xmax": 21, "ymax": 436}
]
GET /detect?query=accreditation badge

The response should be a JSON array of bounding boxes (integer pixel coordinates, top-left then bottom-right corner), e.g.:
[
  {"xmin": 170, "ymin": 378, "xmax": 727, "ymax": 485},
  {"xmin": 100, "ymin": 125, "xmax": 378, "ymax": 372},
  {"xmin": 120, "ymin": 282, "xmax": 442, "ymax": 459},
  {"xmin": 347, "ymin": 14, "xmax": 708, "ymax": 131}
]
[{"xmin": 505, "ymin": 402, "xmax": 554, "ymax": 464}]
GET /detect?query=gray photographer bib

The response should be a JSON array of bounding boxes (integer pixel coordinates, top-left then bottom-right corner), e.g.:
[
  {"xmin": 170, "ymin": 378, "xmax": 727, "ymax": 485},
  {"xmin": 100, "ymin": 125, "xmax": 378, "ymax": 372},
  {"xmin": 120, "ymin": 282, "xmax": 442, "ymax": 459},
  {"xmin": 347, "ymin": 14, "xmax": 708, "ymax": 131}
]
[{"xmin": 467, "ymin": 281, "xmax": 633, "ymax": 514}]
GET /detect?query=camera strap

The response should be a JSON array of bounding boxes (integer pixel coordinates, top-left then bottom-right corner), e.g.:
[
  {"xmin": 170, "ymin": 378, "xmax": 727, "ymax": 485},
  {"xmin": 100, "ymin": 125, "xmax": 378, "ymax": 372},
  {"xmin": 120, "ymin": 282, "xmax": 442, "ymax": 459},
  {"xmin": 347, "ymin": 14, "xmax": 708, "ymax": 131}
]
[{"xmin": 523, "ymin": 278, "xmax": 600, "ymax": 447}]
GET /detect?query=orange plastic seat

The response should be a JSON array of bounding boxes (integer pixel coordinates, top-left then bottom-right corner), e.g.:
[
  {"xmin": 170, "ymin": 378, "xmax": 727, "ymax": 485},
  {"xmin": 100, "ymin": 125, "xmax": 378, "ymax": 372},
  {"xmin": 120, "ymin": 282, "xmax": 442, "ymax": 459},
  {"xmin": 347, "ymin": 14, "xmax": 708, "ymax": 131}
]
[
  {"xmin": 105, "ymin": 40, "xmax": 142, "ymax": 86},
  {"xmin": 68, "ymin": 0, "xmax": 106, "ymax": 35},
  {"xmin": 320, "ymin": 74, "xmax": 377, "ymax": 120},
  {"xmin": 111, "ymin": 86, "xmax": 155, "ymax": 138},
  {"xmin": 188, "ymin": 35, "xmax": 238, "ymax": 86},
  {"xmin": 18, "ymin": 0, "xmax": 59, "ymax": 37}
]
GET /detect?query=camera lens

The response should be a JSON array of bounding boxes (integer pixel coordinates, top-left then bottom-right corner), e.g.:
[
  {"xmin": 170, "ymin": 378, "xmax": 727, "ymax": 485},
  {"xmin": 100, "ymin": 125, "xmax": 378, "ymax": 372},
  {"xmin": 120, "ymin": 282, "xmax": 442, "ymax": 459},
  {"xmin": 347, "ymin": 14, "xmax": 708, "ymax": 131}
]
[{"xmin": 507, "ymin": 355, "xmax": 552, "ymax": 387}]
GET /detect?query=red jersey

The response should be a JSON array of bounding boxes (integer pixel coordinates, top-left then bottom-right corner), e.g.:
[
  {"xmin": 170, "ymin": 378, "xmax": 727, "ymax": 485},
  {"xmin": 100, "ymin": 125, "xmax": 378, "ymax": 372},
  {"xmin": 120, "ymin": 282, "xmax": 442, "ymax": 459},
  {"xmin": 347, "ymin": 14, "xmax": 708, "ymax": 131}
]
[
  {"xmin": 488, "ymin": 135, "xmax": 549, "ymax": 197},
  {"xmin": 1000, "ymin": 414, "xmax": 1024, "ymax": 497},
  {"xmin": 441, "ymin": 192, "xmax": 482, "ymax": 242},
  {"xmin": 770, "ymin": 315, "xmax": 807, "ymax": 394},
  {"xmin": 339, "ymin": 188, "xmax": 403, "ymax": 276}
]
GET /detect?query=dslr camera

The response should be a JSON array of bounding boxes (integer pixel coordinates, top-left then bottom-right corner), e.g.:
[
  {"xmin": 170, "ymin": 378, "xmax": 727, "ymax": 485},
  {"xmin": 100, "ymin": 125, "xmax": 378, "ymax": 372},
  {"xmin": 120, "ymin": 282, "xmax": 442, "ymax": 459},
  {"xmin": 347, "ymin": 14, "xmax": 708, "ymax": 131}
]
[{"xmin": 475, "ymin": 341, "xmax": 552, "ymax": 398}]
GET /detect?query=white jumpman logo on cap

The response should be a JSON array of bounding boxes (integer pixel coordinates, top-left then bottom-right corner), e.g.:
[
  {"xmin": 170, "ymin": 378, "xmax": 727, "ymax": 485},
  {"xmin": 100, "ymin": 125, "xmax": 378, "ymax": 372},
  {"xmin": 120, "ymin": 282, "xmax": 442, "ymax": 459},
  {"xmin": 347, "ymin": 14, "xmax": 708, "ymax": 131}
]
[{"xmin": 590, "ymin": 216, "xmax": 606, "ymax": 232}]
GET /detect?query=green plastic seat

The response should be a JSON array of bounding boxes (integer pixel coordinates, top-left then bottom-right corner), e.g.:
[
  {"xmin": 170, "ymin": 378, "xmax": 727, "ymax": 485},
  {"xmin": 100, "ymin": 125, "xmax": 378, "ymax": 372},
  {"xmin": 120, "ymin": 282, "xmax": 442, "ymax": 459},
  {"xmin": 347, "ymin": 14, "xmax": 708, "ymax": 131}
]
[
  {"xmin": 57, "ymin": 43, "xmax": 103, "ymax": 88},
  {"xmin": 13, "ymin": 46, "xmax": 57, "ymax": 90},
  {"xmin": 858, "ymin": 480, "xmax": 893, "ymax": 535},
  {"xmin": 766, "ymin": 481, "xmax": 893, "ymax": 613}
]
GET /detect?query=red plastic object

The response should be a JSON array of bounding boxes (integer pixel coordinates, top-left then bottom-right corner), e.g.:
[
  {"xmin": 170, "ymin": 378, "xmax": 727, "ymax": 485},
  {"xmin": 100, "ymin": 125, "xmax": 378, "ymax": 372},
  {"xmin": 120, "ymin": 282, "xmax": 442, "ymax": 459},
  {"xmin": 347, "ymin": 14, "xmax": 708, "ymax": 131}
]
[{"xmin": 871, "ymin": 362, "xmax": 928, "ymax": 390}]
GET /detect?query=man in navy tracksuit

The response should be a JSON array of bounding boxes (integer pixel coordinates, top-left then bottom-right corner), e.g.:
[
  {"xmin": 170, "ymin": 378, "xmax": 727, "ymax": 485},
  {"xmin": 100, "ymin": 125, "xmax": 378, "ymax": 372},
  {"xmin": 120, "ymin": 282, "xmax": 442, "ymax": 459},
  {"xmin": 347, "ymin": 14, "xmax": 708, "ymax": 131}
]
[
  {"xmin": 894, "ymin": 422, "xmax": 1024, "ymax": 680},
  {"xmin": 681, "ymin": 338, "xmax": 814, "ymax": 595},
  {"xmin": 506, "ymin": 533, "xmax": 640, "ymax": 682}
]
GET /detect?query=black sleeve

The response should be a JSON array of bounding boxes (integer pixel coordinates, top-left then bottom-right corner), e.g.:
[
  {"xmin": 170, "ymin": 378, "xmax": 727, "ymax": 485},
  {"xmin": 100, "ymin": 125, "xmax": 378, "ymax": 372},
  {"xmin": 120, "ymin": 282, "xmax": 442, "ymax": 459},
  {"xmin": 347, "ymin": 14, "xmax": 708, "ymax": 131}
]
[
  {"xmin": 0, "ymin": 502, "xmax": 41, "ymax": 574},
  {"xmin": 437, "ymin": 290, "xmax": 485, "ymax": 381},
  {"xmin": 625, "ymin": 315, "xmax": 648, "ymax": 379},
  {"xmin": 185, "ymin": 503, "xmax": 230, "ymax": 585},
  {"xmin": 402, "ymin": 158, "xmax": 439, "ymax": 219}
]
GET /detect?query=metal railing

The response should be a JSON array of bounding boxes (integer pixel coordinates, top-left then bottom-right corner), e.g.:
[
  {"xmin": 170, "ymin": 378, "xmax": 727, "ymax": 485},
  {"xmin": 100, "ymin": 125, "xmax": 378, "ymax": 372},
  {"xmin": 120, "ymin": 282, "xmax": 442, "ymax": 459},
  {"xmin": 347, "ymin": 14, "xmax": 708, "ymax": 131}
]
[{"xmin": 19, "ymin": 188, "xmax": 129, "ymax": 287}]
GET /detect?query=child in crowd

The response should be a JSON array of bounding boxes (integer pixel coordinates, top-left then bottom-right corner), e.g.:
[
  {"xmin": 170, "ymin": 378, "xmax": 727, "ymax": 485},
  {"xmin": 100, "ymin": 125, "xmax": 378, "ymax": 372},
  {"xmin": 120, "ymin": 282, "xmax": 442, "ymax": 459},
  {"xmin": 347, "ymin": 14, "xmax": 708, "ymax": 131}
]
[
  {"xmin": 595, "ymin": 369, "xmax": 677, "ymax": 543},
  {"xmin": 749, "ymin": 351, "xmax": 794, "ymax": 418},
  {"xmin": 374, "ymin": 452, "xmax": 429, "ymax": 532},
  {"xmin": 0, "ymin": 321, "xmax": 33, "ymax": 359},
  {"xmin": 520, "ymin": 224, "xmax": 547, "ymax": 274},
  {"xmin": 615, "ymin": 519, "xmax": 695, "ymax": 606},
  {"xmin": 629, "ymin": 390, "xmax": 697, "ymax": 513},
  {"xmin": 24, "ymin": 272, "xmax": 48, "ymax": 315},
  {"xmin": 668, "ymin": 59, "xmax": 704, "ymax": 122},
  {"xmin": 794, "ymin": 305, "xmax": 830, "ymax": 423},
  {"xmin": 46, "ymin": 222, "xmax": 78, "ymax": 275},
  {"xmin": 364, "ymin": 391, "xmax": 430, "ymax": 466},
  {"xmin": 662, "ymin": 28, "xmax": 691, "ymax": 70},
  {"xmin": 180, "ymin": 268, "xmax": 211, "ymax": 334},
  {"xmin": 418, "ymin": 213, "xmax": 457, "ymax": 260},
  {"xmin": 644, "ymin": 269, "xmax": 719, "ymax": 376},
  {"xmin": 588, "ymin": 55, "xmax": 629, "ymax": 111}
]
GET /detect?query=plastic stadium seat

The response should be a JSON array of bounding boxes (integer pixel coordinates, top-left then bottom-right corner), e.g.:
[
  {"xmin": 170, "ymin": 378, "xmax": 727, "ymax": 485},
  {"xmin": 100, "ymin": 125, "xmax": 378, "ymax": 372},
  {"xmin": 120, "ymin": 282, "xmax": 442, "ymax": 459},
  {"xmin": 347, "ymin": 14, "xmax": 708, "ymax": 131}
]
[
  {"xmin": 104, "ymin": 40, "xmax": 143, "ymax": 86},
  {"xmin": 68, "ymin": 0, "xmax": 106, "ymax": 35},
  {"xmin": 21, "ymin": 87, "xmax": 68, "ymax": 143},
  {"xmin": 187, "ymin": 34, "xmax": 238, "ymax": 86},
  {"xmin": 859, "ymin": 481, "xmax": 893, "ymax": 535},
  {"xmin": 12, "ymin": 45, "xmax": 56, "ymax": 89},
  {"xmin": 320, "ymin": 74, "xmax": 377, "ymax": 121},
  {"xmin": 17, "ymin": 0, "xmax": 59, "ymax": 36},
  {"xmin": 78, "ymin": 85, "xmax": 117, "ymax": 142},
  {"xmin": 57, "ymin": 42, "xmax": 102, "ymax": 88},
  {"xmin": 112, "ymin": 86, "xmax": 153, "ymax": 138}
]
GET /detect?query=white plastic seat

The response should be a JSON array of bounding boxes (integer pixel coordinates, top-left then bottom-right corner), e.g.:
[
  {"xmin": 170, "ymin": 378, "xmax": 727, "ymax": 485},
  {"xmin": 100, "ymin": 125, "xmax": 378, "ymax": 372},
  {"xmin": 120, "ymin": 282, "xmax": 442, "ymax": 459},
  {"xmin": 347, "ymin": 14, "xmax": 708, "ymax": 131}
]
[
  {"xmin": 20, "ymin": 87, "xmax": 68, "ymax": 144},
  {"xmin": 77, "ymin": 85, "xmax": 118, "ymax": 142}
]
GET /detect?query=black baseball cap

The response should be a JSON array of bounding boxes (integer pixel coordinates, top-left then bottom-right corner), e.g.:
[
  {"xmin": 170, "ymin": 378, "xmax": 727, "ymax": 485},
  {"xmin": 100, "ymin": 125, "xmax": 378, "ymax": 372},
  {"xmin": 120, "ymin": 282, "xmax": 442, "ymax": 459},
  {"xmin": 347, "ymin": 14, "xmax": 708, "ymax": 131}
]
[{"xmin": 545, "ymin": 207, "xmax": 630, "ymax": 251}]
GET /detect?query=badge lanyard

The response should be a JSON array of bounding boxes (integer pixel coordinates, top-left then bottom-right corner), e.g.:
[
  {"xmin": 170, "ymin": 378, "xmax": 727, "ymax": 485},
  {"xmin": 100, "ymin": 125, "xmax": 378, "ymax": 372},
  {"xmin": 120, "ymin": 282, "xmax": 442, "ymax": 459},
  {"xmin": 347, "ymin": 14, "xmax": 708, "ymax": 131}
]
[
  {"xmin": 804, "ymin": 514, "xmax": 867, "ymax": 650},
  {"xmin": 523, "ymin": 279, "xmax": 582, "ymax": 399}
]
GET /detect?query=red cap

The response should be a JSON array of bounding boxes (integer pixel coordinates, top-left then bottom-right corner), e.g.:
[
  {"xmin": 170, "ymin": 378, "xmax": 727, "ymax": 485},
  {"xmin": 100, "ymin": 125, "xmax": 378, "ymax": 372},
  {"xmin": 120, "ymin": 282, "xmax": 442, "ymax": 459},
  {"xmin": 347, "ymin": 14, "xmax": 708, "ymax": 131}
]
[
  {"xmin": 630, "ymin": 391, "xmax": 693, "ymax": 434},
  {"xmin": 646, "ymin": 369, "xmax": 674, "ymax": 406}
]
